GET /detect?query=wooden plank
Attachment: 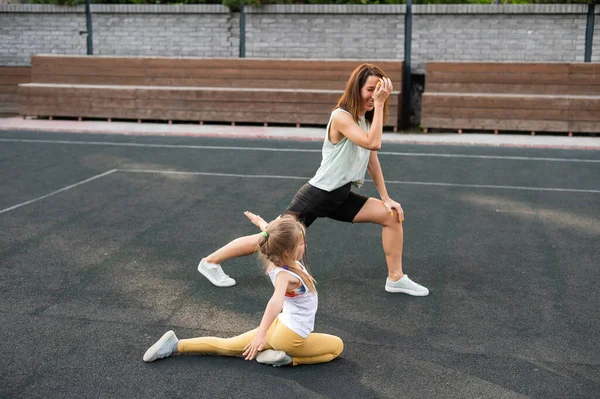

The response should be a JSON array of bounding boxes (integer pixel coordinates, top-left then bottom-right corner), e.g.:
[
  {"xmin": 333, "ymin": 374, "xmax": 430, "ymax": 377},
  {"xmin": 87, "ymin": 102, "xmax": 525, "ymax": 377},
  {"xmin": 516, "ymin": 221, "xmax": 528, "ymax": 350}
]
[
  {"xmin": 20, "ymin": 84, "xmax": 398, "ymax": 107},
  {"xmin": 422, "ymin": 93, "xmax": 569, "ymax": 109},
  {"xmin": 567, "ymin": 73, "xmax": 600, "ymax": 85},
  {"xmin": 562, "ymin": 85, "xmax": 600, "ymax": 95},
  {"xmin": 134, "ymin": 99, "xmax": 343, "ymax": 115},
  {"xmin": 427, "ymin": 71, "xmax": 569, "ymax": 85},
  {"xmin": 0, "ymin": 93, "xmax": 19, "ymax": 102},
  {"xmin": 420, "ymin": 116, "xmax": 569, "ymax": 132},
  {"xmin": 18, "ymin": 104, "xmax": 133, "ymax": 114},
  {"xmin": 569, "ymin": 63, "xmax": 600, "ymax": 75},
  {"xmin": 136, "ymin": 88, "xmax": 399, "ymax": 105},
  {"xmin": 569, "ymin": 109, "xmax": 600, "ymax": 121},
  {"xmin": 32, "ymin": 55, "xmax": 403, "ymax": 73},
  {"xmin": 426, "ymin": 62, "xmax": 569, "ymax": 75},
  {"xmin": 34, "ymin": 65, "xmax": 146, "ymax": 78},
  {"xmin": 143, "ymin": 77, "xmax": 348, "ymax": 90},
  {"xmin": 144, "ymin": 67, "xmax": 398, "ymax": 82},
  {"xmin": 0, "ymin": 75, "xmax": 33, "ymax": 85},
  {"xmin": 144, "ymin": 77, "xmax": 401, "ymax": 90},
  {"xmin": 19, "ymin": 103, "xmax": 396, "ymax": 126},
  {"xmin": 34, "ymin": 65, "xmax": 362, "ymax": 83},
  {"xmin": 32, "ymin": 74, "xmax": 146, "ymax": 86},
  {"xmin": 19, "ymin": 106, "xmax": 138, "ymax": 119},
  {"xmin": 0, "ymin": 102, "xmax": 18, "ymax": 112},
  {"xmin": 32, "ymin": 56, "xmax": 148, "ymax": 70},
  {"xmin": 29, "ymin": 74, "xmax": 402, "ymax": 91},
  {"xmin": 0, "ymin": 68, "xmax": 30, "ymax": 115},
  {"xmin": 141, "ymin": 58, "xmax": 403, "ymax": 73},
  {"xmin": 136, "ymin": 109, "xmax": 395, "ymax": 126},
  {"xmin": 425, "ymin": 82, "xmax": 574, "ymax": 95},
  {"xmin": 19, "ymin": 85, "xmax": 333, "ymax": 103},
  {"xmin": 135, "ymin": 88, "xmax": 344, "ymax": 103},
  {"xmin": 16, "ymin": 106, "xmax": 329, "ymax": 125},
  {"xmin": 22, "ymin": 96, "xmax": 136, "ymax": 109},
  {"xmin": 19, "ymin": 85, "xmax": 138, "ymax": 99},
  {"xmin": 0, "ymin": 66, "xmax": 32, "ymax": 77},
  {"xmin": 0, "ymin": 85, "xmax": 19, "ymax": 94},
  {"xmin": 141, "ymin": 110, "xmax": 326, "ymax": 124},
  {"xmin": 426, "ymin": 106, "xmax": 567, "ymax": 121},
  {"xmin": 568, "ymin": 121, "xmax": 600, "ymax": 133},
  {"xmin": 20, "ymin": 93, "xmax": 398, "ymax": 115},
  {"xmin": 134, "ymin": 99, "xmax": 398, "ymax": 119},
  {"xmin": 568, "ymin": 96, "xmax": 600, "ymax": 109},
  {"xmin": 32, "ymin": 56, "xmax": 402, "ymax": 76}
]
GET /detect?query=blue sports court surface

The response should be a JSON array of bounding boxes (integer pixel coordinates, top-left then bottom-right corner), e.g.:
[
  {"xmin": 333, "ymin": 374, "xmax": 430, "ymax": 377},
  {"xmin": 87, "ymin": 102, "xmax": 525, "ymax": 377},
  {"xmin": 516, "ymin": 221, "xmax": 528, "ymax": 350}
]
[{"xmin": 1, "ymin": 130, "xmax": 599, "ymax": 398}]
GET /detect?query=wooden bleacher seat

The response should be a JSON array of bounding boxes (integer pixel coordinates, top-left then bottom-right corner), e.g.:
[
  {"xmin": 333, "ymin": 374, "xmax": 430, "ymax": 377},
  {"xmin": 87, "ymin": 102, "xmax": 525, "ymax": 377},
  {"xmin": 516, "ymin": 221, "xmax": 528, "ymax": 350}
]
[
  {"xmin": 19, "ymin": 55, "xmax": 404, "ymax": 130},
  {"xmin": 1, "ymin": 67, "xmax": 31, "ymax": 115},
  {"xmin": 421, "ymin": 62, "xmax": 600, "ymax": 134}
]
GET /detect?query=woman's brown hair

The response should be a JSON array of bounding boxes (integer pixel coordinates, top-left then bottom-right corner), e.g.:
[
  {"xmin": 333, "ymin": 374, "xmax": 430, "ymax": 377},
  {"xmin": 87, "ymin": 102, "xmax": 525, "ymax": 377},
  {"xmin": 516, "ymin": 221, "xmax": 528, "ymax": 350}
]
[
  {"xmin": 257, "ymin": 215, "xmax": 317, "ymax": 293},
  {"xmin": 335, "ymin": 63, "xmax": 390, "ymax": 125}
]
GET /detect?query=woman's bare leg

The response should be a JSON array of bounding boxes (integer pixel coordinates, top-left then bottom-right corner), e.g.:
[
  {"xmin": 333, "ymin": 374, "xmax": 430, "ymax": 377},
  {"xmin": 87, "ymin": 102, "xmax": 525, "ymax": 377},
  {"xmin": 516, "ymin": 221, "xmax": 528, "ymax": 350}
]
[
  {"xmin": 352, "ymin": 198, "xmax": 404, "ymax": 281},
  {"xmin": 353, "ymin": 197, "xmax": 428, "ymax": 295}
]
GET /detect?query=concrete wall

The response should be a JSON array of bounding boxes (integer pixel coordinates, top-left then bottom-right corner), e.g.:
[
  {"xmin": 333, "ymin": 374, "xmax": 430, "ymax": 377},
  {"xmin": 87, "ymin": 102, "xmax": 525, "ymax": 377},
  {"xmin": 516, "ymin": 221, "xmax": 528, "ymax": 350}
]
[
  {"xmin": 244, "ymin": 5, "xmax": 404, "ymax": 59},
  {"xmin": 412, "ymin": 4, "xmax": 590, "ymax": 73},
  {"xmin": 0, "ymin": 4, "xmax": 236, "ymax": 65},
  {"xmin": 1, "ymin": 4, "xmax": 596, "ymax": 69}
]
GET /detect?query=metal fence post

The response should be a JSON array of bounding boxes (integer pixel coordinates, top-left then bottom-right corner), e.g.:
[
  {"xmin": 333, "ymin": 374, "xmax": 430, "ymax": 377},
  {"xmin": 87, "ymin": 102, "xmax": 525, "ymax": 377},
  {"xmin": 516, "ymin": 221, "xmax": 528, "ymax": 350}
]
[
  {"xmin": 239, "ymin": 1, "xmax": 246, "ymax": 58},
  {"xmin": 403, "ymin": 0, "xmax": 413, "ymax": 128},
  {"xmin": 584, "ymin": 1, "xmax": 596, "ymax": 62},
  {"xmin": 85, "ymin": 0, "xmax": 93, "ymax": 55}
]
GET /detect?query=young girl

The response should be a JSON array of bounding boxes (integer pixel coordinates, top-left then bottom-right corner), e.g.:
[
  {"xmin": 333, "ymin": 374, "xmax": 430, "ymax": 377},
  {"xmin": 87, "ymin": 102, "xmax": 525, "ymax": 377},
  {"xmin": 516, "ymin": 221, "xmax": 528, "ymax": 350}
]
[
  {"xmin": 198, "ymin": 63, "xmax": 429, "ymax": 297},
  {"xmin": 143, "ymin": 214, "xmax": 343, "ymax": 367}
]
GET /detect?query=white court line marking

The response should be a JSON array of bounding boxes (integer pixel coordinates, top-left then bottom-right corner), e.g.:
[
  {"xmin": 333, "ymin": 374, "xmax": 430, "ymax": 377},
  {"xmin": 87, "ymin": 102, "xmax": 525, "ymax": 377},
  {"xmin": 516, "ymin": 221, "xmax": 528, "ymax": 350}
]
[
  {"xmin": 381, "ymin": 151, "xmax": 600, "ymax": 163},
  {"xmin": 1, "ymin": 138, "xmax": 599, "ymax": 163},
  {"xmin": 119, "ymin": 169, "xmax": 600, "ymax": 194},
  {"xmin": 120, "ymin": 169, "xmax": 310, "ymax": 181},
  {"xmin": 1, "ymin": 168, "xmax": 597, "ymax": 216},
  {"xmin": 496, "ymin": 209, "xmax": 537, "ymax": 214},
  {"xmin": 0, "ymin": 169, "xmax": 117, "ymax": 215}
]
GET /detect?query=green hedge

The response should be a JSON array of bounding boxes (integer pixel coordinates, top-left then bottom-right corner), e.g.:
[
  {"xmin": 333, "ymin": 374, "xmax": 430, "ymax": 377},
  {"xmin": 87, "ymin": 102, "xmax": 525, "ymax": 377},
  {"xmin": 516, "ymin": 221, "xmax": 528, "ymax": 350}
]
[{"xmin": 29, "ymin": 0, "xmax": 594, "ymax": 7}]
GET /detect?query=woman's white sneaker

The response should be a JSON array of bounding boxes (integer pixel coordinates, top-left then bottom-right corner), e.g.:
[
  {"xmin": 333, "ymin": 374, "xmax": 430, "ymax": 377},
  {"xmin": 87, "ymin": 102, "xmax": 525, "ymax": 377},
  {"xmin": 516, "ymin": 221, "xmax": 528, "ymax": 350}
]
[
  {"xmin": 197, "ymin": 258, "xmax": 236, "ymax": 287},
  {"xmin": 385, "ymin": 275, "xmax": 429, "ymax": 296},
  {"xmin": 256, "ymin": 350, "xmax": 292, "ymax": 367},
  {"xmin": 143, "ymin": 330, "xmax": 179, "ymax": 362}
]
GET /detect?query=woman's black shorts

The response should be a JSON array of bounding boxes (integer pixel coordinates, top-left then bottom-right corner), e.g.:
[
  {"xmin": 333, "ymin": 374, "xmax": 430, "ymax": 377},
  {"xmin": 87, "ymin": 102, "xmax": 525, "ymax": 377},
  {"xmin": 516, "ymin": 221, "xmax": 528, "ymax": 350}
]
[{"xmin": 282, "ymin": 182, "xmax": 369, "ymax": 228}]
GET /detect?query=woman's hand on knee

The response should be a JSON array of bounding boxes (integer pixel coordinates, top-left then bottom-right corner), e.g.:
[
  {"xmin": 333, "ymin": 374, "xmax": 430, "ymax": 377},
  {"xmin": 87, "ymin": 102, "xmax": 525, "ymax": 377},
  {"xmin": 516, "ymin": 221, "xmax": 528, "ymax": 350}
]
[{"xmin": 382, "ymin": 199, "xmax": 404, "ymax": 223}]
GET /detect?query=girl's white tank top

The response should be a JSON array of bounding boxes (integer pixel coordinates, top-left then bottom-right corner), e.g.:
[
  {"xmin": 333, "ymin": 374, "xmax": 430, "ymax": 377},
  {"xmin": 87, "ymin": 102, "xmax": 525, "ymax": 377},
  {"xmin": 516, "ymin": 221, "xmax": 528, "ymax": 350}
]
[{"xmin": 267, "ymin": 262, "xmax": 318, "ymax": 338}]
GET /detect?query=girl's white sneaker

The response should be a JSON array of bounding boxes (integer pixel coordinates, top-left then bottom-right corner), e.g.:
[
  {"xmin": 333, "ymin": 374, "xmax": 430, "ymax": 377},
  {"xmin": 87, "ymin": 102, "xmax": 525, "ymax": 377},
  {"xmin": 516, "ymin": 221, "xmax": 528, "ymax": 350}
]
[
  {"xmin": 256, "ymin": 350, "xmax": 292, "ymax": 367},
  {"xmin": 143, "ymin": 330, "xmax": 179, "ymax": 362}
]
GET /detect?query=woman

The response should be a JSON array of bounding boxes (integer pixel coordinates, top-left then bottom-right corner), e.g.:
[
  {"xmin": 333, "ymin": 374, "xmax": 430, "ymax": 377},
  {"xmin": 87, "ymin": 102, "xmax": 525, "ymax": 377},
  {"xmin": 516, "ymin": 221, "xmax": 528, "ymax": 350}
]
[{"xmin": 198, "ymin": 63, "xmax": 428, "ymax": 296}]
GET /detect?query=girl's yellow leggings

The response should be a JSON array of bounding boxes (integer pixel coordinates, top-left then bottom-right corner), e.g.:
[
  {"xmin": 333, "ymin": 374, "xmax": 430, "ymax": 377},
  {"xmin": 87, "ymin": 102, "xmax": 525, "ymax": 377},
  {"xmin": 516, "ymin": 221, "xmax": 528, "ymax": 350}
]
[{"xmin": 176, "ymin": 318, "xmax": 343, "ymax": 366}]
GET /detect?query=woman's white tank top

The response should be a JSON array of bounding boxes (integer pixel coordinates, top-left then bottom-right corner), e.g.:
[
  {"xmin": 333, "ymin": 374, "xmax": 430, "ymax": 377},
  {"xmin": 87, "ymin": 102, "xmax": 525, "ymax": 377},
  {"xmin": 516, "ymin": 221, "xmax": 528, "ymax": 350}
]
[{"xmin": 308, "ymin": 108, "xmax": 371, "ymax": 192}]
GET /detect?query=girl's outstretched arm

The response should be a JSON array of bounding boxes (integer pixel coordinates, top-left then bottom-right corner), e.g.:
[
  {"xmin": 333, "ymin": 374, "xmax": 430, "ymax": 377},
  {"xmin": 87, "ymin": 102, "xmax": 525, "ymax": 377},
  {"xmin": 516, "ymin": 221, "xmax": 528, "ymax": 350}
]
[
  {"xmin": 242, "ymin": 272, "xmax": 295, "ymax": 360},
  {"xmin": 244, "ymin": 211, "xmax": 268, "ymax": 231}
]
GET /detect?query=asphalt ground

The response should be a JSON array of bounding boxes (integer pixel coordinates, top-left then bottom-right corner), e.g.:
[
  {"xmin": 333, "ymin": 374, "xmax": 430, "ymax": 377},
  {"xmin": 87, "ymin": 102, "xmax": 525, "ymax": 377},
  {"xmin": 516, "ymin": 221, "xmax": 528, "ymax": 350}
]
[{"xmin": 1, "ymin": 130, "xmax": 599, "ymax": 399}]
